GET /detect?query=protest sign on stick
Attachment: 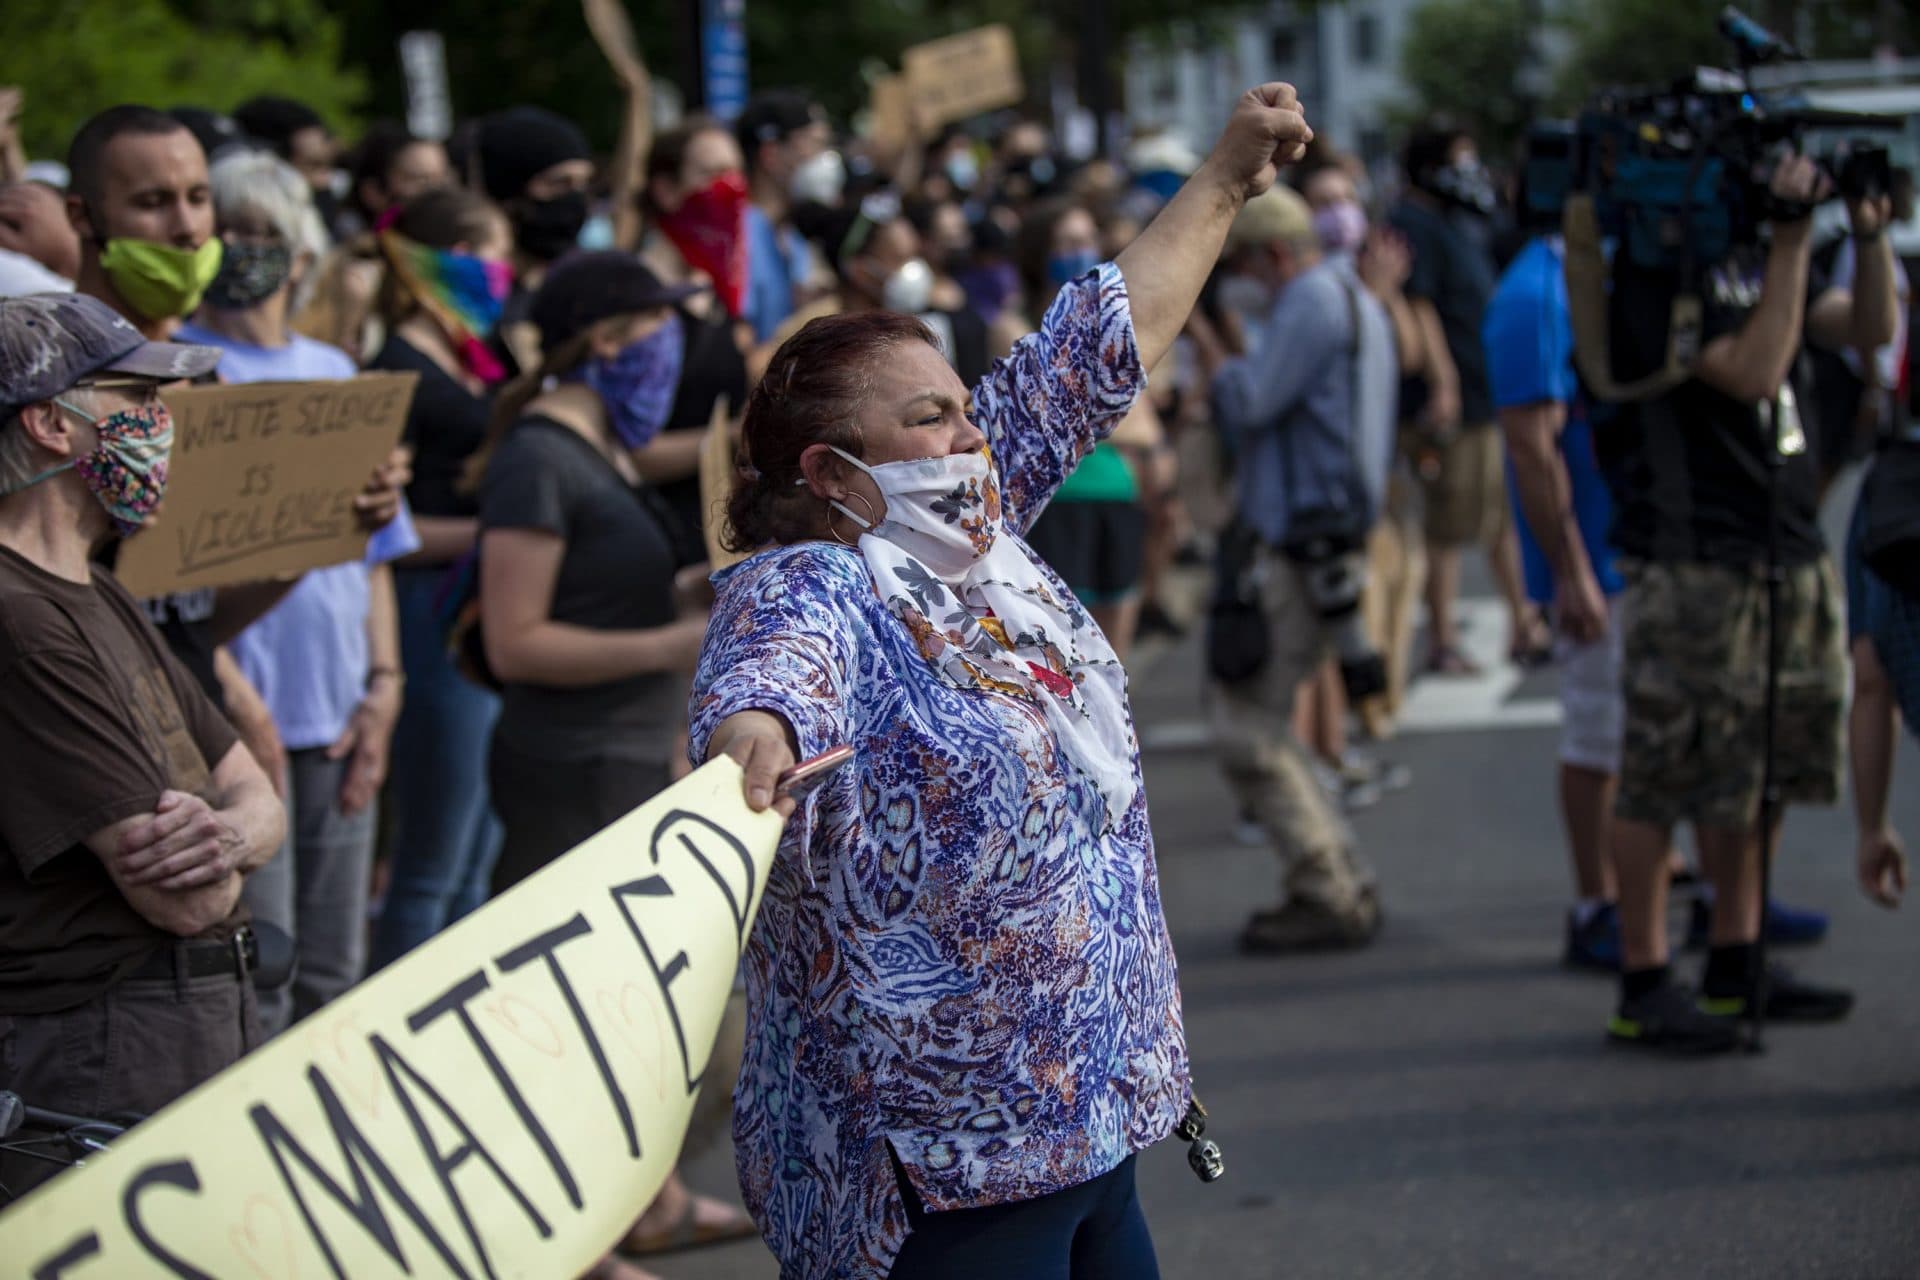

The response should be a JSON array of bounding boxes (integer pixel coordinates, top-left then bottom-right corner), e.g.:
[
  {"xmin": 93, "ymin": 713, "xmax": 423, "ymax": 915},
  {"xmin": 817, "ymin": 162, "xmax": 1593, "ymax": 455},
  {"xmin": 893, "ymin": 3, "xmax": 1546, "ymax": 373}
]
[
  {"xmin": 902, "ymin": 24, "xmax": 1024, "ymax": 133},
  {"xmin": 0, "ymin": 758, "xmax": 782, "ymax": 1280},
  {"xmin": 399, "ymin": 31, "xmax": 452, "ymax": 142},
  {"xmin": 113, "ymin": 373, "xmax": 417, "ymax": 599}
]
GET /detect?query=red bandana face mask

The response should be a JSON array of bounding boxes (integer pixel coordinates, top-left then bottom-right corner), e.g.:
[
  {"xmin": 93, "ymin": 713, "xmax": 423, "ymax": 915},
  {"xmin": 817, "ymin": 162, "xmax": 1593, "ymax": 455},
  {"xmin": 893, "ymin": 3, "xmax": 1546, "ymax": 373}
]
[{"xmin": 659, "ymin": 171, "xmax": 751, "ymax": 318}]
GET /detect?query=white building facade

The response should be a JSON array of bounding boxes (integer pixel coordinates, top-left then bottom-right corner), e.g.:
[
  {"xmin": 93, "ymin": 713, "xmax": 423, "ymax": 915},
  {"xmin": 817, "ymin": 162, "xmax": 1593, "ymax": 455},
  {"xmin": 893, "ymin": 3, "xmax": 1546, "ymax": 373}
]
[{"xmin": 1124, "ymin": 2, "xmax": 1427, "ymax": 177}]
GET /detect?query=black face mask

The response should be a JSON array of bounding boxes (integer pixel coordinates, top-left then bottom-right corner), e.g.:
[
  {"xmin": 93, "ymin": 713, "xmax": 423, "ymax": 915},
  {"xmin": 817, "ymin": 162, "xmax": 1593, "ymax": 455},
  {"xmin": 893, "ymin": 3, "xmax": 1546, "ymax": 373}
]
[{"xmin": 513, "ymin": 189, "xmax": 589, "ymax": 261}]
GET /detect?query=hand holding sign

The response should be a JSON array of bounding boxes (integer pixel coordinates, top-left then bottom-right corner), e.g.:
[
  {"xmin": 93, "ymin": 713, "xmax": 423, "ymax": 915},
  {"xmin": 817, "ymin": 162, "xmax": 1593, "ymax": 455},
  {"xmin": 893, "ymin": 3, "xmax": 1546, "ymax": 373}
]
[
  {"xmin": 353, "ymin": 445, "xmax": 414, "ymax": 533},
  {"xmin": 0, "ymin": 759, "xmax": 784, "ymax": 1278}
]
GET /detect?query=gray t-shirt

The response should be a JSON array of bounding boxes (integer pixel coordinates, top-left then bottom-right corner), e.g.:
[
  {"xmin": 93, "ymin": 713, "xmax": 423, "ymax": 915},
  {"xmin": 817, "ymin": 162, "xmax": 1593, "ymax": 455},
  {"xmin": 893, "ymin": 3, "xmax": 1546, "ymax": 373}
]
[{"xmin": 480, "ymin": 417, "xmax": 683, "ymax": 764}]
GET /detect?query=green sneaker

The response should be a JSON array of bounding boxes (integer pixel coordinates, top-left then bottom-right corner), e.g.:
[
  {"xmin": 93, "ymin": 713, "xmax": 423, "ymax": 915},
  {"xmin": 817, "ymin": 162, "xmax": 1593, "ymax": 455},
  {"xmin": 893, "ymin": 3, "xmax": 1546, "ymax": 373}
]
[
  {"xmin": 1608, "ymin": 980, "xmax": 1741, "ymax": 1054},
  {"xmin": 1699, "ymin": 963, "xmax": 1854, "ymax": 1023}
]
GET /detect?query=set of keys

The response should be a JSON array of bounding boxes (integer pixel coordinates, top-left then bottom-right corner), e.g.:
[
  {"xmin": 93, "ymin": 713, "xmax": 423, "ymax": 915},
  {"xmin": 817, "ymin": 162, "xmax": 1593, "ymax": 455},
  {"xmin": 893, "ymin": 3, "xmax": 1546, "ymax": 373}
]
[{"xmin": 1176, "ymin": 1097, "xmax": 1225, "ymax": 1183}]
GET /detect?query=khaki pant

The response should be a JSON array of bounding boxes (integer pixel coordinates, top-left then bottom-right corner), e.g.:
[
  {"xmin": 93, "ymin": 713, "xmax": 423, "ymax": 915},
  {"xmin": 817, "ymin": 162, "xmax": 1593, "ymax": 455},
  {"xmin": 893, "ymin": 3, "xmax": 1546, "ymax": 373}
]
[
  {"xmin": 1617, "ymin": 557, "xmax": 1845, "ymax": 829},
  {"xmin": 1210, "ymin": 547, "xmax": 1375, "ymax": 914},
  {"xmin": 1360, "ymin": 473, "xmax": 1427, "ymax": 739}
]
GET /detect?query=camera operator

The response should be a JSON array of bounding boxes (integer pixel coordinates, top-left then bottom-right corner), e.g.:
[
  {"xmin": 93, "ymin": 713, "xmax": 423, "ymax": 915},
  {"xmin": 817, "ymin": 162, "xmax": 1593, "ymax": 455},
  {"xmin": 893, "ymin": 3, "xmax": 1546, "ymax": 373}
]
[
  {"xmin": 1185, "ymin": 187, "xmax": 1395, "ymax": 953},
  {"xmin": 1603, "ymin": 153, "xmax": 1900, "ymax": 1053}
]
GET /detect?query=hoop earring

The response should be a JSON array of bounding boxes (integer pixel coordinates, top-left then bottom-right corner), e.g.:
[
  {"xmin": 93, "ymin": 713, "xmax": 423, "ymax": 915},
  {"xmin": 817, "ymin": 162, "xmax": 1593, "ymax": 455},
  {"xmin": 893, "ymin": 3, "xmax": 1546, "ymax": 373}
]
[{"xmin": 828, "ymin": 491, "xmax": 876, "ymax": 547}]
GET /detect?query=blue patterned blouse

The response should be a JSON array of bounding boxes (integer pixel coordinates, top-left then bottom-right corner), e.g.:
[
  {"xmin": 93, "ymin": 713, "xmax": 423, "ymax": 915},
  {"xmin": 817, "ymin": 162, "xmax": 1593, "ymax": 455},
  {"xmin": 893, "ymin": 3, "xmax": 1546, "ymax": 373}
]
[{"xmin": 688, "ymin": 264, "xmax": 1191, "ymax": 1278}]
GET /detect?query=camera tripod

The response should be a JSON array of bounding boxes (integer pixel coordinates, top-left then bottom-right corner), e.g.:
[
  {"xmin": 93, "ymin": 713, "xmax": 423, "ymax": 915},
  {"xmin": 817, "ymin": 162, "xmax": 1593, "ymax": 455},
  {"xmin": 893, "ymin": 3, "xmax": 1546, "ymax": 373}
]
[{"xmin": 1746, "ymin": 386, "xmax": 1791, "ymax": 1054}]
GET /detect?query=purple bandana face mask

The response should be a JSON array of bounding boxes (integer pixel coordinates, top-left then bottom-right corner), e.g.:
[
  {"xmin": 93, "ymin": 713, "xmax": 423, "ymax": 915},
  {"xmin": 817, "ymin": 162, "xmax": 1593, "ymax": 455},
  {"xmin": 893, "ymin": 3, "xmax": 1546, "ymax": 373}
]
[
  {"xmin": 958, "ymin": 262, "xmax": 1020, "ymax": 324},
  {"xmin": 581, "ymin": 312, "xmax": 685, "ymax": 450}
]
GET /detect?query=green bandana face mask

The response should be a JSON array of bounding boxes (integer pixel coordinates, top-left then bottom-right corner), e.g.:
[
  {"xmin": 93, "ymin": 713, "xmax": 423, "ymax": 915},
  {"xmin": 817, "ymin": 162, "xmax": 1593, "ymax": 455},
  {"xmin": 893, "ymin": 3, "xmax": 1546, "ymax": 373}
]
[{"xmin": 97, "ymin": 236, "xmax": 224, "ymax": 322}]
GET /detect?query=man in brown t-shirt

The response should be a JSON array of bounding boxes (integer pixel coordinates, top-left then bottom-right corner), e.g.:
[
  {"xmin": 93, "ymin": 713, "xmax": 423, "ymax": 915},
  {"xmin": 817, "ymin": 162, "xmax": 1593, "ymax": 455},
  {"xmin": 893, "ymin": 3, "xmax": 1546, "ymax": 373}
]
[{"xmin": 0, "ymin": 293, "xmax": 285, "ymax": 1197}]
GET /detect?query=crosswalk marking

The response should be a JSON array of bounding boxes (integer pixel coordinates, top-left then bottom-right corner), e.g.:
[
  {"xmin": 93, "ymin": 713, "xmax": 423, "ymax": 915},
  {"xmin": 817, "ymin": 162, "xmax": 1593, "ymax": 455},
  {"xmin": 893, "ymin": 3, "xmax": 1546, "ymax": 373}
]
[
  {"xmin": 1135, "ymin": 598, "xmax": 1561, "ymax": 751},
  {"xmin": 1394, "ymin": 598, "xmax": 1561, "ymax": 734}
]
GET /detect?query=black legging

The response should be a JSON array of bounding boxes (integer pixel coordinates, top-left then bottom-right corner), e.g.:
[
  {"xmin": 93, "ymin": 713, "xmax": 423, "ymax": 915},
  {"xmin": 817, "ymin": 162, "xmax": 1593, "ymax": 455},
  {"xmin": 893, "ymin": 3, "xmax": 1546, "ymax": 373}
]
[
  {"xmin": 886, "ymin": 1153, "xmax": 1160, "ymax": 1280},
  {"xmin": 486, "ymin": 735, "xmax": 670, "ymax": 896}
]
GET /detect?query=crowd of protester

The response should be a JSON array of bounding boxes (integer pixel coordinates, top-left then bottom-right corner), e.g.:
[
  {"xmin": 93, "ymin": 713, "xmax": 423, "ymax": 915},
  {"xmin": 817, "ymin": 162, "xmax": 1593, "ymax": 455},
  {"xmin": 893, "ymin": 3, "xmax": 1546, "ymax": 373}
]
[{"xmin": 0, "ymin": 40, "xmax": 1914, "ymax": 1278}]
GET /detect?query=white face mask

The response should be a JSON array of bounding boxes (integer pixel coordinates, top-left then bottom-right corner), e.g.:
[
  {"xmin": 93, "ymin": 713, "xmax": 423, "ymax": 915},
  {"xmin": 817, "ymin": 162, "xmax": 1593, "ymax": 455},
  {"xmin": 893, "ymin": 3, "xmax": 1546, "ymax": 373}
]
[
  {"xmin": 808, "ymin": 445, "xmax": 1001, "ymax": 579},
  {"xmin": 789, "ymin": 150, "xmax": 847, "ymax": 205},
  {"xmin": 1216, "ymin": 273, "xmax": 1274, "ymax": 322},
  {"xmin": 881, "ymin": 258, "xmax": 935, "ymax": 315}
]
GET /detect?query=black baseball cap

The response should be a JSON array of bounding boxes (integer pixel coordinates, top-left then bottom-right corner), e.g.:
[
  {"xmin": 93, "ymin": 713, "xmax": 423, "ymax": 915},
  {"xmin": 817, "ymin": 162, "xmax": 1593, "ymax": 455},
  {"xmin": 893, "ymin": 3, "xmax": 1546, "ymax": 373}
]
[
  {"xmin": 529, "ymin": 252, "xmax": 702, "ymax": 351},
  {"xmin": 734, "ymin": 91, "xmax": 825, "ymax": 159},
  {"xmin": 0, "ymin": 293, "xmax": 220, "ymax": 420}
]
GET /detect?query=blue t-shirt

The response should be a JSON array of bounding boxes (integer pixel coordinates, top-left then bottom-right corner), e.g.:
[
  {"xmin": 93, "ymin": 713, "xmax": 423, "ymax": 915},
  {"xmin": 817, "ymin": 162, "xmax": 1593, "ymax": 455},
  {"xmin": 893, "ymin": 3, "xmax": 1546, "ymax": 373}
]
[
  {"xmin": 175, "ymin": 323, "xmax": 421, "ymax": 750},
  {"xmin": 1482, "ymin": 237, "xmax": 1623, "ymax": 605},
  {"xmin": 743, "ymin": 204, "xmax": 811, "ymax": 343}
]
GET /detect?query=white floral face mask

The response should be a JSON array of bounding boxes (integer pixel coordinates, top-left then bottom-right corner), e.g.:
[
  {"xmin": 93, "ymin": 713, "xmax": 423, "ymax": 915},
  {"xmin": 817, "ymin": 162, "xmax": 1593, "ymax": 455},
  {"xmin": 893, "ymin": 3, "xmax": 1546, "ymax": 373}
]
[
  {"xmin": 802, "ymin": 444, "xmax": 1138, "ymax": 828},
  {"xmin": 794, "ymin": 445, "xmax": 1006, "ymax": 575},
  {"xmin": 812, "ymin": 446, "xmax": 1002, "ymax": 580}
]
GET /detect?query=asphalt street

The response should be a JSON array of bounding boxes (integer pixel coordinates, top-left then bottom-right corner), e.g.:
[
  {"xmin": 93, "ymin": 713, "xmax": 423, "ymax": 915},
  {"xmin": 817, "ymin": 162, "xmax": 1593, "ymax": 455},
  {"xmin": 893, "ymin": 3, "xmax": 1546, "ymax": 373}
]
[{"xmin": 665, "ymin": 588, "xmax": 1920, "ymax": 1280}]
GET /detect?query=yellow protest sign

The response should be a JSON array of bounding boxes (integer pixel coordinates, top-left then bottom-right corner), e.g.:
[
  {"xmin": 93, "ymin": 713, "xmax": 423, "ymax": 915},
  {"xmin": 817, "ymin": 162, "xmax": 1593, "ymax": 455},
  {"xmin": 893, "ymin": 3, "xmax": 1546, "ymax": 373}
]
[
  {"xmin": 902, "ymin": 24, "xmax": 1025, "ymax": 133},
  {"xmin": 114, "ymin": 373, "xmax": 418, "ymax": 599},
  {"xmin": 0, "ymin": 758, "xmax": 781, "ymax": 1279}
]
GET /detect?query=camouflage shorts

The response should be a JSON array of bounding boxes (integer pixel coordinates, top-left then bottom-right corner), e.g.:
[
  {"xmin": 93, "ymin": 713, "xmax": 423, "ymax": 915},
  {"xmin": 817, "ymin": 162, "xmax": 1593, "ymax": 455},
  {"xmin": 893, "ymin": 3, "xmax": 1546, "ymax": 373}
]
[{"xmin": 1615, "ymin": 558, "xmax": 1845, "ymax": 830}]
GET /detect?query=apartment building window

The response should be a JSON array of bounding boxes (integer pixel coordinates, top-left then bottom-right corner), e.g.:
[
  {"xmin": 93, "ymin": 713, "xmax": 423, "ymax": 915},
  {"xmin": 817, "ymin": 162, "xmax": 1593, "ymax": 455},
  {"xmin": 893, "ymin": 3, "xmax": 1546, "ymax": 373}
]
[
  {"xmin": 1358, "ymin": 125, "xmax": 1389, "ymax": 171},
  {"xmin": 1352, "ymin": 11, "xmax": 1380, "ymax": 66},
  {"xmin": 1153, "ymin": 63, "xmax": 1178, "ymax": 106},
  {"xmin": 1269, "ymin": 25, "xmax": 1298, "ymax": 67}
]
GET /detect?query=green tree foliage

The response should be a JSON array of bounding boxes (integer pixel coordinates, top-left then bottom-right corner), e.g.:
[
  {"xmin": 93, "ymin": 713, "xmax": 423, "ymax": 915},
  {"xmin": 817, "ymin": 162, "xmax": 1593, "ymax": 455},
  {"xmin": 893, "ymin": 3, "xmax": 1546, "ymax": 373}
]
[
  {"xmin": 1395, "ymin": 0, "xmax": 1907, "ymax": 160},
  {"xmin": 1395, "ymin": 0, "xmax": 1536, "ymax": 160},
  {"xmin": 1, "ymin": 0, "xmax": 367, "ymax": 161},
  {"xmin": 336, "ymin": 0, "xmax": 1261, "ymax": 152},
  {"xmin": 1554, "ymin": 0, "xmax": 1763, "ymax": 110},
  {"xmin": 1553, "ymin": 0, "xmax": 1905, "ymax": 110},
  {"xmin": 6, "ymin": 0, "xmax": 1270, "ymax": 163}
]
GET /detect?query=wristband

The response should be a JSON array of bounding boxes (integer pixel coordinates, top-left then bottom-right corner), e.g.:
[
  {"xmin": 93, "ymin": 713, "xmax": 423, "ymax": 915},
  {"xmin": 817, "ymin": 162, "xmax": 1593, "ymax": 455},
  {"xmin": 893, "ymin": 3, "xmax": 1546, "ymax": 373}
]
[
  {"xmin": 1853, "ymin": 226, "xmax": 1887, "ymax": 245},
  {"xmin": 366, "ymin": 666, "xmax": 405, "ymax": 689}
]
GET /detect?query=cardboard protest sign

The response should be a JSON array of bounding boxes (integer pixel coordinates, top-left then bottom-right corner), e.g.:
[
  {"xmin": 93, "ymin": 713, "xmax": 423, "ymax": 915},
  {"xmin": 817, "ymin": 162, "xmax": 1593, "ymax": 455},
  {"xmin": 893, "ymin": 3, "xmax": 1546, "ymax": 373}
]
[
  {"xmin": 867, "ymin": 72, "xmax": 916, "ymax": 153},
  {"xmin": 113, "ymin": 373, "xmax": 417, "ymax": 599},
  {"xmin": 0, "ymin": 758, "xmax": 782, "ymax": 1279},
  {"xmin": 698, "ymin": 395, "xmax": 750, "ymax": 573},
  {"xmin": 398, "ymin": 31, "xmax": 451, "ymax": 141},
  {"xmin": 902, "ymin": 24, "xmax": 1024, "ymax": 133}
]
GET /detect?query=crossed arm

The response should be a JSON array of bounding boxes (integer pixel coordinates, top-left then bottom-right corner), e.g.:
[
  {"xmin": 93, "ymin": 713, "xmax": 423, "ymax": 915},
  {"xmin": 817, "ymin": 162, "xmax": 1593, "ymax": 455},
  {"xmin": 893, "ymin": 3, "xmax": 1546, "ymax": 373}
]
[{"xmin": 85, "ymin": 741, "xmax": 285, "ymax": 937}]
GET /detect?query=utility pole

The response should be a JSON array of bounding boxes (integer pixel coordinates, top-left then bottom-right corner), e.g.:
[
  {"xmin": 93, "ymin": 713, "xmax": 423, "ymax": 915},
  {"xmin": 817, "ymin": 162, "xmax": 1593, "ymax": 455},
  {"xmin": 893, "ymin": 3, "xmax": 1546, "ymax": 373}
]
[
  {"xmin": 1079, "ymin": 0, "xmax": 1112, "ymax": 159},
  {"xmin": 679, "ymin": 0, "xmax": 750, "ymax": 120}
]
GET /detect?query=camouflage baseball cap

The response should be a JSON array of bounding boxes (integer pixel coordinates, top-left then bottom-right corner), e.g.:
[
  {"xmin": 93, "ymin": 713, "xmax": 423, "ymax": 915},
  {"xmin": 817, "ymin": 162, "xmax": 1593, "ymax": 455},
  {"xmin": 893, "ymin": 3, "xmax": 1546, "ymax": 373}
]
[{"xmin": 0, "ymin": 292, "xmax": 221, "ymax": 420}]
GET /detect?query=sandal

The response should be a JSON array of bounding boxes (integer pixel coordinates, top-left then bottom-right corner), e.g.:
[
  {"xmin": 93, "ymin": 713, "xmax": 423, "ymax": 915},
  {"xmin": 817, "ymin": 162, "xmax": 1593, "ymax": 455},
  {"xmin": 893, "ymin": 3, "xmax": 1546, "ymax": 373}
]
[
  {"xmin": 1423, "ymin": 645, "xmax": 1482, "ymax": 677},
  {"xmin": 1508, "ymin": 610, "xmax": 1554, "ymax": 669},
  {"xmin": 585, "ymin": 1256, "xmax": 661, "ymax": 1280},
  {"xmin": 620, "ymin": 1191, "xmax": 757, "ymax": 1258}
]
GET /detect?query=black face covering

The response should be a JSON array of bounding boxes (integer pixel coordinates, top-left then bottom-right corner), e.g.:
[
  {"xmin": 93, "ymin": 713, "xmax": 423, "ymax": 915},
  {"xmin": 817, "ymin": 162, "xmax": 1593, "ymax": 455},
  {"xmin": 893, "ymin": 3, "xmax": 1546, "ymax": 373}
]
[{"xmin": 513, "ymin": 190, "xmax": 589, "ymax": 262}]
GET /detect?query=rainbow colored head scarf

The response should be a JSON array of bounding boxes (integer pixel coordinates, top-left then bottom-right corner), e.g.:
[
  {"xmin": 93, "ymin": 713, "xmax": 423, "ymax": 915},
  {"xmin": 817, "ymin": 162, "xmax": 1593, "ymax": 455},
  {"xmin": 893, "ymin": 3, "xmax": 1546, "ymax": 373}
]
[{"xmin": 380, "ymin": 230, "xmax": 514, "ymax": 384}]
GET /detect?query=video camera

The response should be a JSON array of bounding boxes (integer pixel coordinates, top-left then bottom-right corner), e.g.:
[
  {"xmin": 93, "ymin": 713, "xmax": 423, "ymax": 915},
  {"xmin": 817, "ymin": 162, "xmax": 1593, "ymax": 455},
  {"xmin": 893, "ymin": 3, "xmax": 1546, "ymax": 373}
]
[
  {"xmin": 1524, "ymin": 6, "xmax": 1903, "ymax": 403},
  {"xmin": 1554, "ymin": 8, "xmax": 1895, "ymax": 273}
]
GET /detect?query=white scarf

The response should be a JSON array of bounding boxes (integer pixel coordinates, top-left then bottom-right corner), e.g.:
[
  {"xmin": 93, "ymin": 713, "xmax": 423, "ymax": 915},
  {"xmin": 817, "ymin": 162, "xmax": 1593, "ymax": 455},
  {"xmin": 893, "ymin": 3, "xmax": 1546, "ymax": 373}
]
[{"xmin": 821, "ymin": 447, "xmax": 1138, "ymax": 827}]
